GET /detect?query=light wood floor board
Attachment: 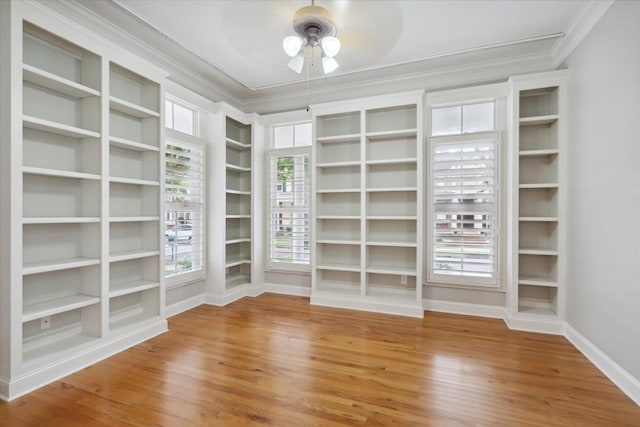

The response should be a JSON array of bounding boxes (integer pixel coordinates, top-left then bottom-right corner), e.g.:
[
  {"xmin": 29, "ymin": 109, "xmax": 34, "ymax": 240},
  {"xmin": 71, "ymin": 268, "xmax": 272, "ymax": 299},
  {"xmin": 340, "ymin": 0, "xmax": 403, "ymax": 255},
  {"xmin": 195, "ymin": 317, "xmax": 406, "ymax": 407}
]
[{"xmin": 1, "ymin": 293, "xmax": 639, "ymax": 426}]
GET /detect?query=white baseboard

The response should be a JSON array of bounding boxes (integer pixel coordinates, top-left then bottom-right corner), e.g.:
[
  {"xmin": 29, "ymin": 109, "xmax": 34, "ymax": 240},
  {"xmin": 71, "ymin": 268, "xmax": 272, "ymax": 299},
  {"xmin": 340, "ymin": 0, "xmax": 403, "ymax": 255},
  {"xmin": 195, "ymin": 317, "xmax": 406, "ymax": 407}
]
[
  {"xmin": 204, "ymin": 285, "xmax": 249, "ymax": 306},
  {"xmin": 504, "ymin": 314, "xmax": 566, "ymax": 335},
  {"xmin": 311, "ymin": 294, "xmax": 424, "ymax": 318},
  {"xmin": 246, "ymin": 284, "xmax": 266, "ymax": 298},
  {"xmin": 1, "ymin": 319, "xmax": 167, "ymax": 401},
  {"xmin": 565, "ymin": 324, "xmax": 640, "ymax": 406},
  {"xmin": 165, "ymin": 294, "xmax": 205, "ymax": 318},
  {"xmin": 423, "ymin": 299, "xmax": 507, "ymax": 319},
  {"xmin": 264, "ymin": 282, "xmax": 312, "ymax": 297}
]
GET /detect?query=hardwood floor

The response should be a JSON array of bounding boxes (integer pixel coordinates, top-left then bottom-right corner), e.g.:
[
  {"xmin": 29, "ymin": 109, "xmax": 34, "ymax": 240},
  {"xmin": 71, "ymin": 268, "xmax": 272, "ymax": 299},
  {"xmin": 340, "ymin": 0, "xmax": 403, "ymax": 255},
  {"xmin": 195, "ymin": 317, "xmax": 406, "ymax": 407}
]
[{"xmin": 1, "ymin": 293, "xmax": 639, "ymax": 426}]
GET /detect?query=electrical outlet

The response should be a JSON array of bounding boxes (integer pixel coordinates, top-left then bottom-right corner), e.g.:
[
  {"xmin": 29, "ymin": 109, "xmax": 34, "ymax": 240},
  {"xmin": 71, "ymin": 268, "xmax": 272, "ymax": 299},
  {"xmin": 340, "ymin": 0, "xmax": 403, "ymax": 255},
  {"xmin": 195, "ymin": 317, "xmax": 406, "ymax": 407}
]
[
  {"xmin": 400, "ymin": 275, "xmax": 407, "ymax": 285},
  {"xmin": 40, "ymin": 316, "xmax": 51, "ymax": 330}
]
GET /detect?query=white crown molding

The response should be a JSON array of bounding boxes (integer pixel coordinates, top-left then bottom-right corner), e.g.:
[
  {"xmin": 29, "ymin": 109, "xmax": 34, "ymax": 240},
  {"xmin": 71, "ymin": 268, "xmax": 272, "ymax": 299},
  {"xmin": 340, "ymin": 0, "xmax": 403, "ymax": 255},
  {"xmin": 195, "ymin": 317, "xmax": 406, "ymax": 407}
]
[
  {"xmin": 552, "ymin": 0, "xmax": 615, "ymax": 67},
  {"xmin": 565, "ymin": 324, "xmax": 640, "ymax": 406}
]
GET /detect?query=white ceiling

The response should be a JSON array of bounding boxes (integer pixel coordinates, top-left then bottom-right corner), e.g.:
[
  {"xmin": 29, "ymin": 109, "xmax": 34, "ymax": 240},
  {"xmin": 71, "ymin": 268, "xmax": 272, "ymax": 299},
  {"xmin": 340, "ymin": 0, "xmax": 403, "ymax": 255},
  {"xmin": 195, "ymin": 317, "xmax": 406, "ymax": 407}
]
[{"xmin": 73, "ymin": 0, "xmax": 607, "ymax": 112}]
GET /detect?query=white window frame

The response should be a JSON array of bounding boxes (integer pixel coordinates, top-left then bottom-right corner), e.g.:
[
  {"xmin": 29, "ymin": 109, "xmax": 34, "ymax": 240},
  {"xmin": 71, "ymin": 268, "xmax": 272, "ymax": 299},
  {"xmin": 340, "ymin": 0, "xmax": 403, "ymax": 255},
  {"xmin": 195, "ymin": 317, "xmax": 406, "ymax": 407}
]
[
  {"xmin": 164, "ymin": 114, "xmax": 206, "ymax": 287},
  {"xmin": 267, "ymin": 146, "xmax": 311, "ymax": 272},
  {"xmin": 165, "ymin": 97, "xmax": 199, "ymax": 137},
  {"xmin": 425, "ymin": 84, "xmax": 507, "ymax": 289}
]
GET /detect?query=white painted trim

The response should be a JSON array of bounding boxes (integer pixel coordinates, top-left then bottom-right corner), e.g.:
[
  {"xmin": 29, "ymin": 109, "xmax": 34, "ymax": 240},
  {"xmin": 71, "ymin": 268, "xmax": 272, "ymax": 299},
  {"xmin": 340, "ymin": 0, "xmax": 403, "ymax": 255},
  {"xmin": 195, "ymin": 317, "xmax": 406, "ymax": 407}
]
[
  {"xmin": 423, "ymin": 299, "xmax": 507, "ymax": 319},
  {"xmin": 504, "ymin": 314, "xmax": 565, "ymax": 335},
  {"xmin": 551, "ymin": 0, "xmax": 614, "ymax": 67},
  {"xmin": 165, "ymin": 294, "xmax": 205, "ymax": 318},
  {"xmin": 246, "ymin": 284, "xmax": 266, "ymax": 298},
  {"xmin": 0, "ymin": 319, "xmax": 167, "ymax": 401},
  {"xmin": 311, "ymin": 295, "xmax": 424, "ymax": 318},
  {"xmin": 264, "ymin": 283, "xmax": 312, "ymax": 297},
  {"xmin": 565, "ymin": 324, "xmax": 640, "ymax": 407},
  {"xmin": 204, "ymin": 286, "xmax": 248, "ymax": 306}
]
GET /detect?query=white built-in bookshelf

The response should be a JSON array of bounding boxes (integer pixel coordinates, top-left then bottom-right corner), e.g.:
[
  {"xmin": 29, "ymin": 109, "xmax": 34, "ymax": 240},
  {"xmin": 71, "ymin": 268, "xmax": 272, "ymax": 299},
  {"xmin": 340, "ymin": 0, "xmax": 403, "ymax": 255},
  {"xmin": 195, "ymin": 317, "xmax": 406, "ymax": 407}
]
[
  {"xmin": 6, "ymin": 17, "xmax": 166, "ymax": 399},
  {"xmin": 311, "ymin": 93, "xmax": 424, "ymax": 317},
  {"xmin": 508, "ymin": 71, "xmax": 566, "ymax": 332},
  {"xmin": 225, "ymin": 117, "xmax": 253, "ymax": 289}
]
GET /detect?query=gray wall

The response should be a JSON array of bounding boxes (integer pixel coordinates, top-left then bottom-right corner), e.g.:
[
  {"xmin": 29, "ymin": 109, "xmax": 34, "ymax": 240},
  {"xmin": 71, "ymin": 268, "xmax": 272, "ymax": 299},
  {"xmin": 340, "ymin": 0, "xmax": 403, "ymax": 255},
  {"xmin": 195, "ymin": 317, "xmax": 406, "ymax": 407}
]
[{"xmin": 564, "ymin": 1, "xmax": 640, "ymax": 380}]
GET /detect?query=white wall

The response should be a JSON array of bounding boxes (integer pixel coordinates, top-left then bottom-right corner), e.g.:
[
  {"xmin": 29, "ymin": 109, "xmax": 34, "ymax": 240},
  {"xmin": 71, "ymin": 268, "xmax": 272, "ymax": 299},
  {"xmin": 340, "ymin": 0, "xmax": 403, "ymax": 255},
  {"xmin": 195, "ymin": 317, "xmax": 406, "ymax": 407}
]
[{"xmin": 564, "ymin": 1, "xmax": 640, "ymax": 380}]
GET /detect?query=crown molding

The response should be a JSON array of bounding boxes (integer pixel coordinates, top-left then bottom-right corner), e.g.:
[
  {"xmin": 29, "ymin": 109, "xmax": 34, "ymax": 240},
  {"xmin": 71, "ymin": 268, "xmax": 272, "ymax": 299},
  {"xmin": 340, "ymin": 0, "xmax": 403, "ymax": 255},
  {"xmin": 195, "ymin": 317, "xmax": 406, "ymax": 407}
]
[{"xmin": 551, "ymin": 0, "xmax": 614, "ymax": 67}]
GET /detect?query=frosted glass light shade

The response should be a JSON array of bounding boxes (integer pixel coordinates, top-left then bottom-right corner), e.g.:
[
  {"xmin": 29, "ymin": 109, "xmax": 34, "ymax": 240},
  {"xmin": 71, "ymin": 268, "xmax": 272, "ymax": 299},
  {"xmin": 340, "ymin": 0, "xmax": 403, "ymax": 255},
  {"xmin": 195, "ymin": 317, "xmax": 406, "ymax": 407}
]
[
  {"xmin": 288, "ymin": 54, "xmax": 305, "ymax": 73},
  {"xmin": 322, "ymin": 56, "xmax": 339, "ymax": 74},
  {"xmin": 283, "ymin": 36, "xmax": 304, "ymax": 57},
  {"xmin": 321, "ymin": 37, "xmax": 341, "ymax": 57}
]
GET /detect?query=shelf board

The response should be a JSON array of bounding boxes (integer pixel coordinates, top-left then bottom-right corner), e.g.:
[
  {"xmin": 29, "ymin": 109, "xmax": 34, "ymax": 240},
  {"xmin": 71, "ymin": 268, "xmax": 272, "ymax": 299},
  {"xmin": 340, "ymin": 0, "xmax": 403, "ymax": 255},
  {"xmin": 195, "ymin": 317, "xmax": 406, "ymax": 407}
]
[
  {"xmin": 225, "ymin": 258, "xmax": 251, "ymax": 268},
  {"xmin": 316, "ymin": 263, "xmax": 361, "ymax": 273},
  {"xmin": 519, "ymin": 183, "xmax": 559, "ymax": 189},
  {"xmin": 226, "ymin": 163, "xmax": 251, "ymax": 172},
  {"xmin": 226, "ymin": 238, "xmax": 251, "ymax": 244},
  {"xmin": 23, "ymin": 64, "xmax": 100, "ymax": 99},
  {"xmin": 316, "ymin": 133, "xmax": 361, "ymax": 143},
  {"xmin": 23, "ymin": 217, "xmax": 100, "ymax": 224},
  {"xmin": 110, "ymin": 176, "xmax": 160, "ymax": 186},
  {"xmin": 316, "ymin": 215, "xmax": 360, "ymax": 220},
  {"xmin": 316, "ymin": 161, "xmax": 361, "ymax": 168},
  {"xmin": 23, "ymin": 294, "xmax": 100, "ymax": 322},
  {"xmin": 316, "ymin": 188, "xmax": 360, "ymax": 194},
  {"xmin": 315, "ymin": 282, "xmax": 361, "ymax": 296},
  {"xmin": 517, "ymin": 300, "xmax": 557, "ymax": 316},
  {"xmin": 23, "ymin": 115, "xmax": 100, "ymax": 139},
  {"xmin": 365, "ymin": 158, "xmax": 417, "ymax": 165},
  {"xmin": 110, "ymin": 280, "xmax": 160, "ymax": 298},
  {"xmin": 109, "ymin": 96, "xmax": 159, "ymax": 118},
  {"xmin": 519, "ymin": 149, "xmax": 559, "ymax": 157},
  {"xmin": 109, "ymin": 216, "xmax": 160, "ymax": 222},
  {"xmin": 226, "ymin": 214, "xmax": 251, "ymax": 219},
  {"xmin": 226, "ymin": 189, "xmax": 251, "ymax": 195},
  {"xmin": 109, "ymin": 136, "xmax": 159, "ymax": 152},
  {"xmin": 366, "ymin": 187, "xmax": 417, "ymax": 193},
  {"xmin": 23, "ymin": 166, "xmax": 100, "ymax": 181},
  {"xmin": 518, "ymin": 276, "xmax": 558, "ymax": 287},
  {"xmin": 366, "ymin": 265, "xmax": 417, "ymax": 276},
  {"xmin": 226, "ymin": 274, "xmax": 251, "ymax": 289},
  {"xmin": 366, "ymin": 216, "xmax": 417, "ymax": 220},
  {"xmin": 519, "ymin": 115, "xmax": 559, "ymax": 126},
  {"xmin": 22, "ymin": 332, "xmax": 97, "ymax": 366},
  {"xmin": 519, "ymin": 217, "xmax": 559, "ymax": 222},
  {"xmin": 366, "ymin": 241, "xmax": 417, "ymax": 248},
  {"xmin": 366, "ymin": 128, "xmax": 417, "ymax": 139},
  {"xmin": 23, "ymin": 257, "xmax": 100, "ymax": 275},
  {"xmin": 316, "ymin": 239, "xmax": 360, "ymax": 245},
  {"xmin": 518, "ymin": 249, "xmax": 559, "ymax": 256},
  {"xmin": 226, "ymin": 137, "xmax": 251, "ymax": 150},
  {"xmin": 109, "ymin": 250, "xmax": 160, "ymax": 263}
]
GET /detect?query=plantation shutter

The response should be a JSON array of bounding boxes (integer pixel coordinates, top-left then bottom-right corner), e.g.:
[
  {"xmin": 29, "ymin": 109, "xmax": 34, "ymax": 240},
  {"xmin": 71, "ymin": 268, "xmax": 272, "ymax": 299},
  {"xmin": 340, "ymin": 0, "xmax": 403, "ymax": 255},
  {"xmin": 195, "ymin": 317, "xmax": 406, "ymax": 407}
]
[
  {"xmin": 165, "ymin": 138, "xmax": 205, "ymax": 276},
  {"xmin": 269, "ymin": 153, "xmax": 310, "ymax": 266},
  {"xmin": 430, "ymin": 133, "xmax": 498, "ymax": 284}
]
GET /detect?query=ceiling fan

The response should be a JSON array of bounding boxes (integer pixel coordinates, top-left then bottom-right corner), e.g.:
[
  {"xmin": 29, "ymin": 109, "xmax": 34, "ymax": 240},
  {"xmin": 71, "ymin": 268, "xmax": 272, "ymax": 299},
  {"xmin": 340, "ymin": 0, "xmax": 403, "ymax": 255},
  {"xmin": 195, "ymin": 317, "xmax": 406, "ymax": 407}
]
[{"xmin": 282, "ymin": 0, "xmax": 341, "ymax": 74}]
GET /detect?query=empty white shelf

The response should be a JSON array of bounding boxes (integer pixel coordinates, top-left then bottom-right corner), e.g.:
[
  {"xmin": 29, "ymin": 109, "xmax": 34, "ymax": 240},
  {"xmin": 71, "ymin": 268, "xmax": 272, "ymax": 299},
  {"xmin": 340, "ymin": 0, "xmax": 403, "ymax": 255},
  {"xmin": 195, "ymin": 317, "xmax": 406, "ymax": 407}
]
[
  {"xmin": 109, "ymin": 280, "xmax": 160, "ymax": 298},
  {"xmin": 316, "ymin": 161, "xmax": 361, "ymax": 168},
  {"xmin": 110, "ymin": 136, "xmax": 159, "ymax": 152},
  {"xmin": 365, "ymin": 128, "xmax": 417, "ymax": 139},
  {"xmin": 23, "ymin": 166, "xmax": 100, "ymax": 181},
  {"xmin": 225, "ymin": 238, "xmax": 251, "ymax": 244},
  {"xmin": 366, "ymin": 241, "xmax": 417, "ymax": 248},
  {"xmin": 518, "ymin": 276, "xmax": 558, "ymax": 287},
  {"xmin": 225, "ymin": 258, "xmax": 251, "ymax": 268},
  {"xmin": 226, "ymin": 137, "xmax": 251, "ymax": 150},
  {"xmin": 519, "ymin": 115, "xmax": 559, "ymax": 126},
  {"xmin": 519, "ymin": 149, "xmax": 559, "ymax": 157},
  {"xmin": 519, "ymin": 217, "xmax": 559, "ymax": 222},
  {"xmin": 226, "ymin": 163, "xmax": 251, "ymax": 172},
  {"xmin": 109, "ymin": 177, "xmax": 160, "ymax": 186},
  {"xmin": 23, "ymin": 64, "xmax": 100, "ymax": 99},
  {"xmin": 316, "ymin": 263, "xmax": 361, "ymax": 272},
  {"xmin": 316, "ymin": 133, "xmax": 361, "ymax": 143},
  {"xmin": 23, "ymin": 257, "xmax": 100, "ymax": 275},
  {"xmin": 366, "ymin": 187, "xmax": 417, "ymax": 192},
  {"xmin": 109, "ymin": 96, "xmax": 159, "ymax": 118},
  {"xmin": 366, "ymin": 265, "xmax": 416, "ymax": 276},
  {"xmin": 109, "ymin": 250, "xmax": 160, "ymax": 263},
  {"xmin": 365, "ymin": 158, "xmax": 417, "ymax": 165},
  {"xmin": 23, "ymin": 115, "xmax": 100, "ymax": 139},
  {"xmin": 316, "ymin": 188, "xmax": 361, "ymax": 193},
  {"xmin": 518, "ymin": 249, "xmax": 559, "ymax": 256},
  {"xmin": 23, "ymin": 295, "xmax": 100, "ymax": 322},
  {"xmin": 316, "ymin": 239, "xmax": 360, "ymax": 245},
  {"xmin": 109, "ymin": 216, "xmax": 160, "ymax": 222},
  {"xmin": 519, "ymin": 183, "xmax": 559, "ymax": 189},
  {"xmin": 23, "ymin": 217, "xmax": 100, "ymax": 224}
]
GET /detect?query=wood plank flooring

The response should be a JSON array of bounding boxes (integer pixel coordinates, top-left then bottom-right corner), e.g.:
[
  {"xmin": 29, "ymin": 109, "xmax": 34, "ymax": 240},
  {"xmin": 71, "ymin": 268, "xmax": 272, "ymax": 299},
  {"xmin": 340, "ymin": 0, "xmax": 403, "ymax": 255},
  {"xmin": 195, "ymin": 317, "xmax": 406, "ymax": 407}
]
[{"xmin": 1, "ymin": 293, "xmax": 639, "ymax": 426}]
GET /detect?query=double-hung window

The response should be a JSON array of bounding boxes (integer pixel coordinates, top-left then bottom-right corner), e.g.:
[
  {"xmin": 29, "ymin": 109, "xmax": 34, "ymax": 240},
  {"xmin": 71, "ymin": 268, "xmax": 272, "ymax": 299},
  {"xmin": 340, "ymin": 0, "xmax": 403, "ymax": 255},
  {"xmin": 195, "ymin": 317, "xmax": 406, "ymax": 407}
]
[
  {"xmin": 428, "ymin": 101, "xmax": 500, "ymax": 287},
  {"xmin": 164, "ymin": 99, "xmax": 205, "ymax": 283},
  {"xmin": 268, "ymin": 123, "xmax": 311, "ymax": 270}
]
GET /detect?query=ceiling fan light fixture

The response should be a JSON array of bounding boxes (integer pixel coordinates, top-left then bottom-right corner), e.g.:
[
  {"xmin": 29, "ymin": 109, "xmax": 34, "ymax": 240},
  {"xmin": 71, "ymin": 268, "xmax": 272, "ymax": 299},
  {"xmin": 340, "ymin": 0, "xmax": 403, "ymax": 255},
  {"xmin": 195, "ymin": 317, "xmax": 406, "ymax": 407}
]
[
  {"xmin": 320, "ymin": 36, "xmax": 340, "ymax": 57},
  {"xmin": 321, "ymin": 56, "xmax": 339, "ymax": 74},
  {"xmin": 283, "ymin": 36, "xmax": 304, "ymax": 57},
  {"xmin": 288, "ymin": 54, "xmax": 305, "ymax": 74}
]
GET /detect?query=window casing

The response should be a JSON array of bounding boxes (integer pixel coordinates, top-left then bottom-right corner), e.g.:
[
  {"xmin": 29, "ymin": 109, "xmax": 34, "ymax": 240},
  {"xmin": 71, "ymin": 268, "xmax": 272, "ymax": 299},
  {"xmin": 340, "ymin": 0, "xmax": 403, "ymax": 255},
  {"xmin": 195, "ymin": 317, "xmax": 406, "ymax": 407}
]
[{"xmin": 428, "ymin": 99, "xmax": 501, "ymax": 287}]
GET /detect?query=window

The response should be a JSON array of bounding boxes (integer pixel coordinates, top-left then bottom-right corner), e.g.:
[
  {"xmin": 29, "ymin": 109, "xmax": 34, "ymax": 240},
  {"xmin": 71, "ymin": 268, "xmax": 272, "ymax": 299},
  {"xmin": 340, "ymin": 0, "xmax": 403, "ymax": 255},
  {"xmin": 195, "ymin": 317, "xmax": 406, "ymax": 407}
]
[
  {"xmin": 432, "ymin": 102, "xmax": 494, "ymax": 136},
  {"xmin": 269, "ymin": 152, "xmax": 310, "ymax": 268},
  {"xmin": 165, "ymin": 134, "xmax": 205, "ymax": 281},
  {"xmin": 273, "ymin": 123, "xmax": 312, "ymax": 148},
  {"xmin": 166, "ymin": 99, "xmax": 196, "ymax": 136},
  {"xmin": 429, "ymin": 101, "xmax": 498, "ymax": 286}
]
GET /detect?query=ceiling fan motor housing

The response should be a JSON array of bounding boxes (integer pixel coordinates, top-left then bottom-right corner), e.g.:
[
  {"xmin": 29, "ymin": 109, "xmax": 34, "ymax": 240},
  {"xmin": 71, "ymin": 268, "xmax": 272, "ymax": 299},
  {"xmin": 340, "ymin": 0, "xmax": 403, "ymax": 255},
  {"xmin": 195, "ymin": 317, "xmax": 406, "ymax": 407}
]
[{"xmin": 293, "ymin": 5, "xmax": 337, "ymax": 46}]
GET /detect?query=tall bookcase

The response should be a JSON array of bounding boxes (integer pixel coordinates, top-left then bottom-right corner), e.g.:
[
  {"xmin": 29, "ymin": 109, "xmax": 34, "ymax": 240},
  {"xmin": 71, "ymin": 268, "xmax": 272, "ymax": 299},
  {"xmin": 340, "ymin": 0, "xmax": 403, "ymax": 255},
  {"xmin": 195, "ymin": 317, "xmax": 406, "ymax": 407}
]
[
  {"xmin": 508, "ymin": 71, "xmax": 566, "ymax": 333},
  {"xmin": 225, "ymin": 116, "xmax": 253, "ymax": 290},
  {"xmin": 2, "ymin": 8, "xmax": 167, "ymax": 400},
  {"xmin": 311, "ymin": 92, "xmax": 424, "ymax": 317}
]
